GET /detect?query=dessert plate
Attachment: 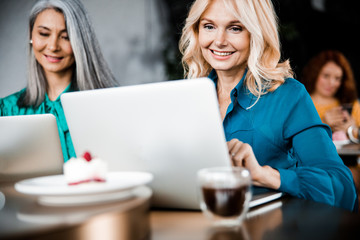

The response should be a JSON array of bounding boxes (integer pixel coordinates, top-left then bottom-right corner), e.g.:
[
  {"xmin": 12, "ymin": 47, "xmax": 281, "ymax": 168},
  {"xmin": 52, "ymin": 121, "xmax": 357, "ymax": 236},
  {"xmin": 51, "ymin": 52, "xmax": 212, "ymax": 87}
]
[
  {"xmin": 16, "ymin": 186, "xmax": 153, "ymax": 223},
  {"xmin": 14, "ymin": 171, "xmax": 153, "ymax": 206},
  {"xmin": 333, "ymin": 139, "xmax": 351, "ymax": 149}
]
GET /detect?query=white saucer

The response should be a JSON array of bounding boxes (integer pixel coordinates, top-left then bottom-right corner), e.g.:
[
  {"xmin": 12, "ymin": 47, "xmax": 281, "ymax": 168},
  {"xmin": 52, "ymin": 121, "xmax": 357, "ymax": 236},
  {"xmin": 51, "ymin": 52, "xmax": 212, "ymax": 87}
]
[
  {"xmin": 16, "ymin": 186, "xmax": 153, "ymax": 223},
  {"xmin": 37, "ymin": 189, "xmax": 135, "ymax": 207},
  {"xmin": 15, "ymin": 171, "xmax": 153, "ymax": 206},
  {"xmin": 333, "ymin": 139, "xmax": 351, "ymax": 149}
]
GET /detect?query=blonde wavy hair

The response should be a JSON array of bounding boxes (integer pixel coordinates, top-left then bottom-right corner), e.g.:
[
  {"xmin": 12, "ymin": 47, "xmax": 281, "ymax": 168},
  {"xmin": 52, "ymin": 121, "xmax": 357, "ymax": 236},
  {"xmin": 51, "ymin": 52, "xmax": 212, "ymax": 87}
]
[{"xmin": 179, "ymin": 0, "xmax": 293, "ymax": 98}]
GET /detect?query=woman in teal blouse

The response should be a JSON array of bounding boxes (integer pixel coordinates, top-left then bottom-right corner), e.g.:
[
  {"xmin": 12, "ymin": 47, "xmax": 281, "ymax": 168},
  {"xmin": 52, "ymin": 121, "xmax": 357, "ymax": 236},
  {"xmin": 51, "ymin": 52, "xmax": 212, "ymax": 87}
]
[
  {"xmin": 0, "ymin": 0, "xmax": 117, "ymax": 162},
  {"xmin": 179, "ymin": 0, "xmax": 357, "ymax": 211}
]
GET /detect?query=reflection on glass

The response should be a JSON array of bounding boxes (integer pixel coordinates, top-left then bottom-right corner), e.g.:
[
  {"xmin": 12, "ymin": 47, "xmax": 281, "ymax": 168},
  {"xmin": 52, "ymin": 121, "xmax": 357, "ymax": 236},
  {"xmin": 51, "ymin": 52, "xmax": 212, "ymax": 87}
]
[{"xmin": 206, "ymin": 225, "xmax": 250, "ymax": 240}]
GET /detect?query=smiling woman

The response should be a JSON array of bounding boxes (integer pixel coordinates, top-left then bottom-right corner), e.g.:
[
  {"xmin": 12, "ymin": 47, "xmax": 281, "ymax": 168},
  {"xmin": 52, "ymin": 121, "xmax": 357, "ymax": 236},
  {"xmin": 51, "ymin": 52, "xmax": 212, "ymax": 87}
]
[
  {"xmin": 179, "ymin": 0, "xmax": 358, "ymax": 211},
  {"xmin": 302, "ymin": 50, "xmax": 360, "ymax": 138},
  {"xmin": 0, "ymin": 0, "xmax": 118, "ymax": 162},
  {"xmin": 198, "ymin": 0, "xmax": 251, "ymax": 87},
  {"xmin": 31, "ymin": 8, "xmax": 75, "ymax": 100}
]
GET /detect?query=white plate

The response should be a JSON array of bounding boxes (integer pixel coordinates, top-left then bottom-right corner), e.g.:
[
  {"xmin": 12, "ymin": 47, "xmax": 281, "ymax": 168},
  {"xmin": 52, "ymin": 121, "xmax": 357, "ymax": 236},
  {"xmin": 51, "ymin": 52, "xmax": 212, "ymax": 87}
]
[
  {"xmin": 37, "ymin": 189, "xmax": 136, "ymax": 207},
  {"xmin": 333, "ymin": 139, "xmax": 351, "ymax": 149},
  {"xmin": 14, "ymin": 171, "xmax": 153, "ymax": 206},
  {"xmin": 16, "ymin": 186, "xmax": 153, "ymax": 221}
]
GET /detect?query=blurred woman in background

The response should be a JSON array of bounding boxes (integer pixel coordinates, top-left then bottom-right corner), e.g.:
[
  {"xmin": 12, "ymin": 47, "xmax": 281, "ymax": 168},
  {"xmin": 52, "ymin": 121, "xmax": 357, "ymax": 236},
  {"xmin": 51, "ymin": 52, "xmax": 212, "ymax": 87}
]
[
  {"xmin": 0, "ymin": 0, "xmax": 117, "ymax": 161},
  {"xmin": 302, "ymin": 50, "xmax": 360, "ymax": 143}
]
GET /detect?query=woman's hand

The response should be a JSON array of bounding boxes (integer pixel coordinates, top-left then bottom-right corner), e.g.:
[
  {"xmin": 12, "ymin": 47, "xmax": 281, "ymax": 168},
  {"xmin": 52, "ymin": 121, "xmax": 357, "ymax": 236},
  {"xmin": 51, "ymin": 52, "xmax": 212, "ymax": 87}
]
[
  {"xmin": 227, "ymin": 139, "xmax": 281, "ymax": 189},
  {"xmin": 339, "ymin": 110, "xmax": 355, "ymax": 132},
  {"xmin": 323, "ymin": 107, "xmax": 347, "ymax": 130},
  {"xmin": 325, "ymin": 107, "xmax": 355, "ymax": 132}
]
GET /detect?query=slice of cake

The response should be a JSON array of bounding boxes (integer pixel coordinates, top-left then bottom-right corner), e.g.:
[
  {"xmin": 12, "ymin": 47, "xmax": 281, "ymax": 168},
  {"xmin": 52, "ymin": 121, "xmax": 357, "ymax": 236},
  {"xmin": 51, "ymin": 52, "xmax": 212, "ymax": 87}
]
[
  {"xmin": 332, "ymin": 130, "xmax": 348, "ymax": 141},
  {"xmin": 63, "ymin": 152, "xmax": 108, "ymax": 185}
]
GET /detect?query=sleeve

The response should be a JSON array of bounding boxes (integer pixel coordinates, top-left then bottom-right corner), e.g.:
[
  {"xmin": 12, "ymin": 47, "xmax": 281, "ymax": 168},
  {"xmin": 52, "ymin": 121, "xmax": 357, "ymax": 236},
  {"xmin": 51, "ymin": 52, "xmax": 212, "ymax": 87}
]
[
  {"xmin": 351, "ymin": 100, "xmax": 360, "ymax": 126},
  {"xmin": 278, "ymin": 83, "xmax": 357, "ymax": 211},
  {"xmin": 0, "ymin": 90, "xmax": 24, "ymax": 116},
  {"xmin": 0, "ymin": 95, "xmax": 13, "ymax": 116},
  {"xmin": 0, "ymin": 98, "xmax": 3, "ymax": 116}
]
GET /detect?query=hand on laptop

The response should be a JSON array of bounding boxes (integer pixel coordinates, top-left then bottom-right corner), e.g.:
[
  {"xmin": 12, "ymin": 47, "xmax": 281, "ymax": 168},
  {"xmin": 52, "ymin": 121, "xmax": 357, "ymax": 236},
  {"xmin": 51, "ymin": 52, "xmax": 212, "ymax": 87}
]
[{"xmin": 227, "ymin": 139, "xmax": 281, "ymax": 190}]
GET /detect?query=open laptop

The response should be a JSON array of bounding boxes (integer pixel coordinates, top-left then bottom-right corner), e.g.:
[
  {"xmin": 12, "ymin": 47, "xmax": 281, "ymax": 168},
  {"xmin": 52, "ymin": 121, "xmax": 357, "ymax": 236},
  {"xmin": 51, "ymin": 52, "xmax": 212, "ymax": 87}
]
[
  {"xmin": 0, "ymin": 114, "xmax": 63, "ymax": 183},
  {"xmin": 61, "ymin": 78, "xmax": 282, "ymax": 209}
]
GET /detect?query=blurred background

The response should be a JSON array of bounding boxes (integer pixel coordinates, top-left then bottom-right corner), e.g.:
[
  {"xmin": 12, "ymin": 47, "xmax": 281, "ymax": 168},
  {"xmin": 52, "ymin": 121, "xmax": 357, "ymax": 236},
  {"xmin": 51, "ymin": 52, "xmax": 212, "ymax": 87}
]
[{"xmin": 0, "ymin": 0, "xmax": 359, "ymax": 97}]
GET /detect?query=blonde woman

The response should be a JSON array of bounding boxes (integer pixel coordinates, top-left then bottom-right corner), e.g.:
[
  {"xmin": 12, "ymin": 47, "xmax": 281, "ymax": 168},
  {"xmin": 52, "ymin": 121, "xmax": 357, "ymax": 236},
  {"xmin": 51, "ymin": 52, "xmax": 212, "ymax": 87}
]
[{"xmin": 180, "ymin": 0, "xmax": 357, "ymax": 211}]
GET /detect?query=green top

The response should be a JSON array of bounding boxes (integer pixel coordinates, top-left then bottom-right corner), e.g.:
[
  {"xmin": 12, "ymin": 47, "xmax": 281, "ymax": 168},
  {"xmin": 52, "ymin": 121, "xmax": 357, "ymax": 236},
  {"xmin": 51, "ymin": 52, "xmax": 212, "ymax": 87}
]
[{"xmin": 0, "ymin": 84, "xmax": 76, "ymax": 162}]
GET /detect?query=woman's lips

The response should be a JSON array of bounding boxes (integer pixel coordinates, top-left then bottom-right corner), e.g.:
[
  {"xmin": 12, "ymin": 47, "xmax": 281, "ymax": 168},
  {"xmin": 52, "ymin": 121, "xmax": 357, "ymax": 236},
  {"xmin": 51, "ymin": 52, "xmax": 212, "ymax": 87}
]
[
  {"xmin": 211, "ymin": 50, "xmax": 234, "ymax": 56},
  {"xmin": 45, "ymin": 54, "xmax": 63, "ymax": 63},
  {"xmin": 210, "ymin": 49, "xmax": 234, "ymax": 60}
]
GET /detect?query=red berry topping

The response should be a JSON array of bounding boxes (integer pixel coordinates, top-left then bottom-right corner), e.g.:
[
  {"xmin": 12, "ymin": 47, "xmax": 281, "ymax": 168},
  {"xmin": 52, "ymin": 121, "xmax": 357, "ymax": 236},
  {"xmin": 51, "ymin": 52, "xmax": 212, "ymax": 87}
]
[{"xmin": 83, "ymin": 151, "xmax": 92, "ymax": 162}]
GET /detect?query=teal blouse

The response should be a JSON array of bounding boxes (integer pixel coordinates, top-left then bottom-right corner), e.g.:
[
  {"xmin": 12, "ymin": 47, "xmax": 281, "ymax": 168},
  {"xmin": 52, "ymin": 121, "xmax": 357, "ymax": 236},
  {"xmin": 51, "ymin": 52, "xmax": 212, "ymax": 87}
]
[
  {"xmin": 0, "ymin": 84, "xmax": 76, "ymax": 162},
  {"xmin": 209, "ymin": 70, "xmax": 357, "ymax": 211}
]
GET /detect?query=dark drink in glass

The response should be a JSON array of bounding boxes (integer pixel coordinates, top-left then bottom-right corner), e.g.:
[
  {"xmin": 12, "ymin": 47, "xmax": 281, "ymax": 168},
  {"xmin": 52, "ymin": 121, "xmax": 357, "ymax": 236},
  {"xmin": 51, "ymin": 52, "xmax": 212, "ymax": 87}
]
[
  {"xmin": 197, "ymin": 167, "xmax": 252, "ymax": 226},
  {"xmin": 202, "ymin": 185, "xmax": 248, "ymax": 217}
]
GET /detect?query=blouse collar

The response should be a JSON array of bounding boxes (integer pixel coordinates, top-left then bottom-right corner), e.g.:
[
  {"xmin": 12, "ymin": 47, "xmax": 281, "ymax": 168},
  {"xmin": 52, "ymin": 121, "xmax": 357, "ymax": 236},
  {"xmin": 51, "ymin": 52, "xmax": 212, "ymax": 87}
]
[
  {"xmin": 45, "ymin": 82, "xmax": 74, "ymax": 103},
  {"xmin": 208, "ymin": 69, "xmax": 255, "ymax": 110}
]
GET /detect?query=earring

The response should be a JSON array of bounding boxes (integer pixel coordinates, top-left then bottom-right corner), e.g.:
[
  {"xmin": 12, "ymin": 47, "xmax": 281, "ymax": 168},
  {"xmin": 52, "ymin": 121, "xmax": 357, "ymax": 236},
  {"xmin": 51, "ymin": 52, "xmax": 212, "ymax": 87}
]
[{"xmin": 30, "ymin": 40, "xmax": 33, "ymax": 44}]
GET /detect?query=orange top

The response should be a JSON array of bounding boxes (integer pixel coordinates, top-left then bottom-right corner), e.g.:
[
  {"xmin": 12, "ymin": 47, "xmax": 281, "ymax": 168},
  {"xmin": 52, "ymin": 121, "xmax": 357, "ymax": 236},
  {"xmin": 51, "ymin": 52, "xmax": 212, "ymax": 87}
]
[{"xmin": 313, "ymin": 100, "xmax": 360, "ymax": 126}]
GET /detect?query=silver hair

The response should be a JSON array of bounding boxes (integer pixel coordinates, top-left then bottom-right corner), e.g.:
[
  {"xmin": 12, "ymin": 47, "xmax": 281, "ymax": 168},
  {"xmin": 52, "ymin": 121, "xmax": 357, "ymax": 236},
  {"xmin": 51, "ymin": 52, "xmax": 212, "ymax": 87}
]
[{"xmin": 23, "ymin": 0, "xmax": 118, "ymax": 107}]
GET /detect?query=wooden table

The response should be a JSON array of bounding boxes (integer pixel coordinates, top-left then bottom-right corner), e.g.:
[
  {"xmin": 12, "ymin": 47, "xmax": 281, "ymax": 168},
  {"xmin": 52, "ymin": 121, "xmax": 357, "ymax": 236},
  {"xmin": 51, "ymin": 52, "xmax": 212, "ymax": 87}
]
[
  {"xmin": 337, "ymin": 143, "xmax": 360, "ymax": 166},
  {"xmin": 337, "ymin": 143, "xmax": 360, "ymax": 156},
  {"xmin": 1, "ymin": 183, "xmax": 360, "ymax": 240},
  {"xmin": 150, "ymin": 196, "xmax": 360, "ymax": 240},
  {"xmin": 0, "ymin": 183, "xmax": 152, "ymax": 240}
]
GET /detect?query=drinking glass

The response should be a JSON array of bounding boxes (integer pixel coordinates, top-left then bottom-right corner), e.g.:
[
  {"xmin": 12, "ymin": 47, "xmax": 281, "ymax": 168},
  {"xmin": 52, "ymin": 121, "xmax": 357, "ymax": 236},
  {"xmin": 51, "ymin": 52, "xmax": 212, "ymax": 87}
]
[
  {"xmin": 197, "ymin": 167, "xmax": 252, "ymax": 226},
  {"xmin": 342, "ymin": 103, "xmax": 353, "ymax": 114}
]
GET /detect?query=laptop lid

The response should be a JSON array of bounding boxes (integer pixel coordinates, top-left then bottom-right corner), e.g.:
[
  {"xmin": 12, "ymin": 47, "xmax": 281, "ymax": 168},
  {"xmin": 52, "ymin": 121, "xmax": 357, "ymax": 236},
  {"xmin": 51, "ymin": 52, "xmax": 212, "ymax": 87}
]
[
  {"xmin": 0, "ymin": 114, "xmax": 63, "ymax": 183},
  {"xmin": 61, "ymin": 78, "xmax": 232, "ymax": 209}
]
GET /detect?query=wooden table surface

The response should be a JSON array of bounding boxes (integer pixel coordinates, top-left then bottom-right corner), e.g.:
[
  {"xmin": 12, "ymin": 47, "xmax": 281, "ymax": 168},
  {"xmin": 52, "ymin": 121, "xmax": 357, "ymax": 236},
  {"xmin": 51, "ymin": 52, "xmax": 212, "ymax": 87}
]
[
  {"xmin": 2, "ymin": 182, "xmax": 360, "ymax": 240},
  {"xmin": 337, "ymin": 143, "xmax": 360, "ymax": 156},
  {"xmin": 150, "ymin": 196, "xmax": 360, "ymax": 240},
  {"xmin": 0, "ymin": 183, "xmax": 152, "ymax": 240}
]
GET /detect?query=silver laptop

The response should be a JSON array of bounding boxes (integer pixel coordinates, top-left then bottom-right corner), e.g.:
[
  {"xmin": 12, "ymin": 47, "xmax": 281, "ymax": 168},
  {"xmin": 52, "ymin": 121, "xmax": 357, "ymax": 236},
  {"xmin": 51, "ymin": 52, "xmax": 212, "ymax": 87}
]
[
  {"xmin": 61, "ymin": 78, "xmax": 282, "ymax": 209},
  {"xmin": 0, "ymin": 114, "xmax": 63, "ymax": 183}
]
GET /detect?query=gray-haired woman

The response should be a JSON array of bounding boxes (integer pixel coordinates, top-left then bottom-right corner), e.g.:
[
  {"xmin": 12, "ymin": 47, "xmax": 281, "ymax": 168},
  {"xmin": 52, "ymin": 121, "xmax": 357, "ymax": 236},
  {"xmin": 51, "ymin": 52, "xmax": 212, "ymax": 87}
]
[{"xmin": 0, "ymin": 0, "xmax": 118, "ymax": 161}]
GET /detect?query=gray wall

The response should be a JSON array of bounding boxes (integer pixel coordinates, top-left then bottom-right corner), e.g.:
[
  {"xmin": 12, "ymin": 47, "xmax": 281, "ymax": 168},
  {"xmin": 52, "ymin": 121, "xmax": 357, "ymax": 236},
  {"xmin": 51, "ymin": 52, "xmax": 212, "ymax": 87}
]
[{"xmin": 0, "ymin": 0, "xmax": 170, "ymax": 98}]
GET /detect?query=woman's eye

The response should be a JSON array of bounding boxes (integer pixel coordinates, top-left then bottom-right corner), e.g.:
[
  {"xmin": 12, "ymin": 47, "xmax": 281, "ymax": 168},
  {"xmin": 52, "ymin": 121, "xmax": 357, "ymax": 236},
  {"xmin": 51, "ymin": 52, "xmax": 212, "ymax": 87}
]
[
  {"xmin": 230, "ymin": 26, "xmax": 243, "ymax": 32},
  {"xmin": 61, "ymin": 35, "xmax": 70, "ymax": 40},
  {"xmin": 322, "ymin": 74, "xmax": 330, "ymax": 79},
  {"xmin": 39, "ymin": 32, "xmax": 49, "ymax": 37},
  {"xmin": 203, "ymin": 24, "xmax": 214, "ymax": 30}
]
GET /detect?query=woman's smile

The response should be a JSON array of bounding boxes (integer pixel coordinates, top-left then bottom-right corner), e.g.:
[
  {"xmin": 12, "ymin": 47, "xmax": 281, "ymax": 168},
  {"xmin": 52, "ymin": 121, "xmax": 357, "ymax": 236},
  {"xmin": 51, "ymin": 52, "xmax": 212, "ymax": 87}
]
[
  {"xmin": 210, "ymin": 49, "xmax": 234, "ymax": 56},
  {"xmin": 44, "ymin": 54, "xmax": 64, "ymax": 63},
  {"xmin": 210, "ymin": 49, "xmax": 235, "ymax": 60}
]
